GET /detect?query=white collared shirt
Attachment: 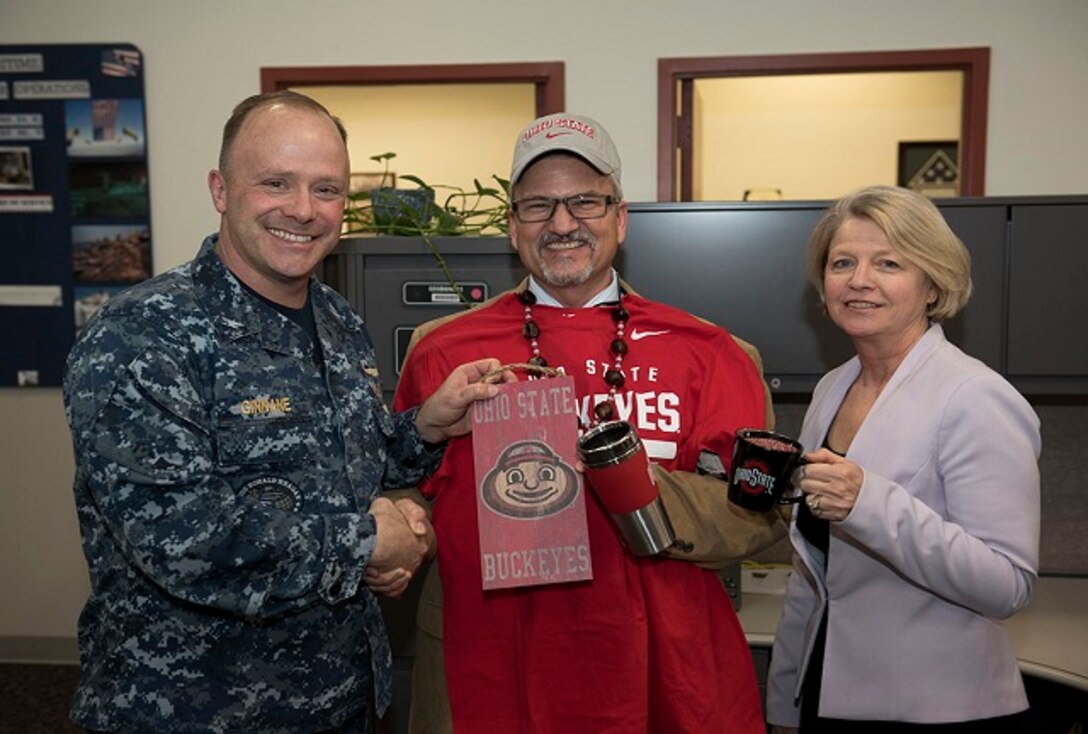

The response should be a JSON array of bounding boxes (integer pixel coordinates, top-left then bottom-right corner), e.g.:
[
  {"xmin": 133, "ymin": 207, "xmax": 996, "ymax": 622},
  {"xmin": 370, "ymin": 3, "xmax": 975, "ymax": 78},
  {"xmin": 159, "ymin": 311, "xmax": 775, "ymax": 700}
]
[{"xmin": 527, "ymin": 269, "xmax": 621, "ymax": 308}]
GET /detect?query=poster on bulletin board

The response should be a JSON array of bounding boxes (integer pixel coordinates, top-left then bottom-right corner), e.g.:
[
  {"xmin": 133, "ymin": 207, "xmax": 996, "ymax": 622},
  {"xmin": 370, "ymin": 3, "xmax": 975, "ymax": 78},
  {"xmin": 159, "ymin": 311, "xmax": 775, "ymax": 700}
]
[{"xmin": 0, "ymin": 43, "xmax": 151, "ymax": 387}]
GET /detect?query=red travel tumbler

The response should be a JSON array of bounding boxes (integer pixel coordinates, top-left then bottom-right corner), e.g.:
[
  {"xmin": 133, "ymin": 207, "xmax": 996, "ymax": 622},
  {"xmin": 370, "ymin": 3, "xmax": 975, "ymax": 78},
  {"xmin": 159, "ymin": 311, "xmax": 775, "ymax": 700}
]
[{"xmin": 578, "ymin": 421, "xmax": 676, "ymax": 556}]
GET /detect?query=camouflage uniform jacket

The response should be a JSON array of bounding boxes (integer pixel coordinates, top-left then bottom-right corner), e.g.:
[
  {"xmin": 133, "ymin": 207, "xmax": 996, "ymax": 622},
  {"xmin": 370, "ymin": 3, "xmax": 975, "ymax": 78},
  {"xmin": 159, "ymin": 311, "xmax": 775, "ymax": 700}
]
[{"xmin": 63, "ymin": 235, "xmax": 443, "ymax": 733}]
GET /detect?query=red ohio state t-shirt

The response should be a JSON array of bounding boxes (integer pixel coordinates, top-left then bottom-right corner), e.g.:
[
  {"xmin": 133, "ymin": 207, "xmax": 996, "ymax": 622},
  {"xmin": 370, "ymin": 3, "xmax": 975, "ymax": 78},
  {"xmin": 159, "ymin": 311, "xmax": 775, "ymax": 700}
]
[{"xmin": 395, "ymin": 291, "xmax": 766, "ymax": 734}]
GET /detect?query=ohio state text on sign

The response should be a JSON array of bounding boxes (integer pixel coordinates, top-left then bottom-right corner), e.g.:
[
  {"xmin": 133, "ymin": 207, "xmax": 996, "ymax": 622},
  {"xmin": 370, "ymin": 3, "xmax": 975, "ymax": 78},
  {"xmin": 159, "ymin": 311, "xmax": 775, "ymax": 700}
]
[{"xmin": 471, "ymin": 376, "xmax": 592, "ymax": 590}]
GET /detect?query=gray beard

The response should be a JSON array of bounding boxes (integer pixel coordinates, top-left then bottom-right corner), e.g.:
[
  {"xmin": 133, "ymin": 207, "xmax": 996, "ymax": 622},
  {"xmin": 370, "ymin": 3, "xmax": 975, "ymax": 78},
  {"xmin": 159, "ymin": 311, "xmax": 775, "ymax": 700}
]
[
  {"xmin": 536, "ymin": 233, "xmax": 595, "ymax": 287},
  {"xmin": 540, "ymin": 259, "xmax": 594, "ymax": 287}
]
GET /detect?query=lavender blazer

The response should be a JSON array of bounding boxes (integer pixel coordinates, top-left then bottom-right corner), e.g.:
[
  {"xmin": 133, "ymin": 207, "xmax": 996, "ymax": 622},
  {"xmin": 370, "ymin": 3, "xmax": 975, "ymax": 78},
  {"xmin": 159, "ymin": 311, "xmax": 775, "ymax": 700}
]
[{"xmin": 766, "ymin": 324, "xmax": 1041, "ymax": 725}]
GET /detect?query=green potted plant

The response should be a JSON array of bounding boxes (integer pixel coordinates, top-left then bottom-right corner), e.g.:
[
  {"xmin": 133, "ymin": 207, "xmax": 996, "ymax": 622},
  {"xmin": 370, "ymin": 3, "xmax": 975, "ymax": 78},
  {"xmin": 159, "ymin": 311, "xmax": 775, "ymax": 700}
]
[{"xmin": 342, "ymin": 153, "xmax": 510, "ymax": 304}]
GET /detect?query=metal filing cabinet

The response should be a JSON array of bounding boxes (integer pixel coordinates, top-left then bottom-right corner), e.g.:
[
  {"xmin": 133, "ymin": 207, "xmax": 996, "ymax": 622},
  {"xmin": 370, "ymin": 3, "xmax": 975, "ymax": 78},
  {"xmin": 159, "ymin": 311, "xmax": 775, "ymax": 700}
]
[{"xmin": 321, "ymin": 236, "xmax": 521, "ymax": 395}]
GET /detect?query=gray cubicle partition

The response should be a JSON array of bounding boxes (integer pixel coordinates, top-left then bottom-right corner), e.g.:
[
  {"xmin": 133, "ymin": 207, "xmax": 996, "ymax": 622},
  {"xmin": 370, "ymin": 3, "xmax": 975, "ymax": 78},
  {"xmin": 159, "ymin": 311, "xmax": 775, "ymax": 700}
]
[
  {"xmin": 1008, "ymin": 203, "xmax": 1088, "ymax": 389},
  {"xmin": 614, "ymin": 201, "xmax": 1011, "ymax": 393},
  {"xmin": 322, "ymin": 237, "xmax": 522, "ymax": 394},
  {"xmin": 324, "ymin": 195, "xmax": 1088, "ymax": 396}
]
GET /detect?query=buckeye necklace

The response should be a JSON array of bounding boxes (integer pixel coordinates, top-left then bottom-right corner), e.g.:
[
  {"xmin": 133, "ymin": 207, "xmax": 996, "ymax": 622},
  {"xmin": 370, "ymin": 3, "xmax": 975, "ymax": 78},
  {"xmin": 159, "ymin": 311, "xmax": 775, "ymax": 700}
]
[{"xmin": 517, "ymin": 288, "xmax": 629, "ymax": 426}]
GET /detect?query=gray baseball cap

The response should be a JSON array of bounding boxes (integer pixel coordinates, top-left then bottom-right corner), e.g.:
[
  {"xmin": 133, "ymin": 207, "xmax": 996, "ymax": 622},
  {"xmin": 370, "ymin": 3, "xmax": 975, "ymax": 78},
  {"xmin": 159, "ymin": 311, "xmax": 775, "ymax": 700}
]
[{"xmin": 510, "ymin": 112, "xmax": 622, "ymax": 195}]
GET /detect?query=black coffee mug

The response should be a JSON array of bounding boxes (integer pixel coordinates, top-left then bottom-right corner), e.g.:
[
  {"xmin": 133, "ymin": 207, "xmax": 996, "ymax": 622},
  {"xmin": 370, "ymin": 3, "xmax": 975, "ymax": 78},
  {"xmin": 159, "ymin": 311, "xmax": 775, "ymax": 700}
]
[{"xmin": 727, "ymin": 428, "xmax": 807, "ymax": 512}]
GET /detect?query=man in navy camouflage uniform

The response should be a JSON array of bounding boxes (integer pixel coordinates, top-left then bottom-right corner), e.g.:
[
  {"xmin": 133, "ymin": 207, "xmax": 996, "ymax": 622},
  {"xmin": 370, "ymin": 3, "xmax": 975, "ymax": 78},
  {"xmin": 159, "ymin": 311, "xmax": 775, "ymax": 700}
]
[{"xmin": 63, "ymin": 91, "xmax": 505, "ymax": 733}]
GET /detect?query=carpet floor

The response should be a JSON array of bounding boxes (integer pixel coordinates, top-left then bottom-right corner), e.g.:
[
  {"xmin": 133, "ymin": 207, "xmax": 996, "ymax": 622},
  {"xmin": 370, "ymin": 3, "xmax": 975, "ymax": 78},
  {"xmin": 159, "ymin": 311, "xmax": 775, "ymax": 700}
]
[{"xmin": 0, "ymin": 663, "xmax": 82, "ymax": 733}]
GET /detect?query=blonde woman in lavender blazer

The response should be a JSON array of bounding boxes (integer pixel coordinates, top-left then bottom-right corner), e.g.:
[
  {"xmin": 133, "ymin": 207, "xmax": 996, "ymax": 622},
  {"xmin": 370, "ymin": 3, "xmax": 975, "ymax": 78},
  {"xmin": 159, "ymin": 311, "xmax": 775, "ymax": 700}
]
[{"xmin": 766, "ymin": 186, "xmax": 1041, "ymax": 733}]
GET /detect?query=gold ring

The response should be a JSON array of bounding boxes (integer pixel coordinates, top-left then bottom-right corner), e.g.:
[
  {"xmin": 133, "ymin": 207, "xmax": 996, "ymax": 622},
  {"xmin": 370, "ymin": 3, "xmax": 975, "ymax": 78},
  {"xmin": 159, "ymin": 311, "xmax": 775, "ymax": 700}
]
[{"xmin": 811, "ymin": 495, "xmax": 822, "ymax": 512}]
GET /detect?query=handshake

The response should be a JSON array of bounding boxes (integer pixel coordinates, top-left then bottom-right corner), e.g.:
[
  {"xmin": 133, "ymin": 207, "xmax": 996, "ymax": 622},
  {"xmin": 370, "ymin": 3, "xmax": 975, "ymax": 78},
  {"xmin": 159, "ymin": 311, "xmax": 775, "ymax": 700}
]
[
  {"xmin": 363, "ymin": 357, "xmax": 516, "ymax": 598},
  {"xmin": 365, "ymin": 496, "xmax": 435, "ymax": 598}
]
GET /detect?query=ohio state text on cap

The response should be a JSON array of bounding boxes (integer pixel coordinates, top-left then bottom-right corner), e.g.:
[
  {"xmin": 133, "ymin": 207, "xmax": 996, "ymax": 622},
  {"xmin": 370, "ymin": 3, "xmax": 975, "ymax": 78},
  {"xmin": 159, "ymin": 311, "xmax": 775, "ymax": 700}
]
[{"xmin": 510, "ymin": 112, "xmax": 622, "ymax": 195}]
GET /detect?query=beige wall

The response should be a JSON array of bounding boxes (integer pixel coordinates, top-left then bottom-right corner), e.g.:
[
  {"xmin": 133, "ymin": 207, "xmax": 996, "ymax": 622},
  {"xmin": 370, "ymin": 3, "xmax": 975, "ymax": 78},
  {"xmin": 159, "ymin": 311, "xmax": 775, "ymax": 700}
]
[
  {"xmin": 694, "ymin": 71, "xmax": 962, "ymax": 201},
  {"xmin": 0, "ymin": 390, "xmax": 86, "ymax": 660},
  {"xmin": 300, "ymin": 83, "xmax": 535, "ymax": 198},
  {"xmin": 2, "ymin": 0, "xmax": 1087, "ymax": 655}
]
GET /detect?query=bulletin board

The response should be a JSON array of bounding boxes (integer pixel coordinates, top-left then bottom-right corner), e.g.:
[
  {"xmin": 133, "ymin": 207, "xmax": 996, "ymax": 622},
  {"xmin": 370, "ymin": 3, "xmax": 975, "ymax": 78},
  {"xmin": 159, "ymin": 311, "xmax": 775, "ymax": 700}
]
[{"xmin": 0, "ymin": 43, "xmax": 151, "ymax": 388}]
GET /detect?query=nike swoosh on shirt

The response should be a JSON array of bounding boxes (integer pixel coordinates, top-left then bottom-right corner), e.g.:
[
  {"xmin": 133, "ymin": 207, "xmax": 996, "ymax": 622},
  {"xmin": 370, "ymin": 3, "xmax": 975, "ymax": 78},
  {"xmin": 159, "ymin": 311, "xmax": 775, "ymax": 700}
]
[{"xmin": 629, "ymin": 329, "xmax": 670, "ymax": 341}]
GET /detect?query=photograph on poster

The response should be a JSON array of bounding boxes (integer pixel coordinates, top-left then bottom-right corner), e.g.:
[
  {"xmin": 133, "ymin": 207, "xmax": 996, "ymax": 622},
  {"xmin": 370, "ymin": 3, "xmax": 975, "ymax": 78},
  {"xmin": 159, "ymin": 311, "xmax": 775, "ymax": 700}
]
[
  {"xmin": 0, "ymin": 146, "xmax": 33, "ymax": 189},
  {"xmin": 71, "ymin": 223, "xmax": 151, "ymax": 283},
  {"xmin": 69, "ymin": 161, "xmax": 149, "ymax": 218},
  {"xmin": 100, "ymin": 48, "xmax": 141, "ymax": 78},
  {"xmin": 73, "ymin": 284, "xmax": 128, "ymax": 333},
  {"xmin": 65, "ymin": 98, "xmax": 145, "ymax": 158}
]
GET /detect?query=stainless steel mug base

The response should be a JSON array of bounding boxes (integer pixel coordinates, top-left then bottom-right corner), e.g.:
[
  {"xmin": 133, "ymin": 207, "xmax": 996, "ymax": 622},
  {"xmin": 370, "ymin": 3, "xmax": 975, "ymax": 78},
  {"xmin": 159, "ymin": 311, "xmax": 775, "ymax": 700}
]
[{"xmin": 611, "ymin": 496, "xmax": 676, "ymax": 556}]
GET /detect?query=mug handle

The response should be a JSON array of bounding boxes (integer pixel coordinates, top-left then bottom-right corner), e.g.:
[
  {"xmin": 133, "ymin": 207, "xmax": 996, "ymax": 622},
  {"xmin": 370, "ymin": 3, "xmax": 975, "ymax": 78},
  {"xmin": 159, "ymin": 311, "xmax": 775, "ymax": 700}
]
[{"xmin": 777, "ymin": 455, "xmax": 809, "ymax": 504}]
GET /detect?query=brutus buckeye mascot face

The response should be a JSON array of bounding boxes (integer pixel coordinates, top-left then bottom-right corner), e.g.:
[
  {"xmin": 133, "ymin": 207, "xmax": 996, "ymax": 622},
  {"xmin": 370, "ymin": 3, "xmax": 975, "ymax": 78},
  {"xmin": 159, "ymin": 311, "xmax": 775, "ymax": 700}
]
[{"xmin": 481, "ymin": 440, "xmax": 580, "ymax": 519}]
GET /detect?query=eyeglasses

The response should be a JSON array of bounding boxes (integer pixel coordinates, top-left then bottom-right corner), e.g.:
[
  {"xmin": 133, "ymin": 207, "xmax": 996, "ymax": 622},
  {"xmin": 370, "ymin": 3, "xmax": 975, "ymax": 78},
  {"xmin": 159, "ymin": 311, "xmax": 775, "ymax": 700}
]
[{"xmin": 511, "ymin": 194, "xmax": 618, "ymax": 223}]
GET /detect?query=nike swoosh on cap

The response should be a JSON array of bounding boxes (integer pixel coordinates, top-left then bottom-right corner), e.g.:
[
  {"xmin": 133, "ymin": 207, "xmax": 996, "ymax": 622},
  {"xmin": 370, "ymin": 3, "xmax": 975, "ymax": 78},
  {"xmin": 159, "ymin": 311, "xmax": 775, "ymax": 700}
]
[
  {"xmin": 545, "ymin": 131, "xmax": 572, "ymax": 139},
  {"xmin": 630, "ymin": 329, "xmax": 670, "ymax": 341}
]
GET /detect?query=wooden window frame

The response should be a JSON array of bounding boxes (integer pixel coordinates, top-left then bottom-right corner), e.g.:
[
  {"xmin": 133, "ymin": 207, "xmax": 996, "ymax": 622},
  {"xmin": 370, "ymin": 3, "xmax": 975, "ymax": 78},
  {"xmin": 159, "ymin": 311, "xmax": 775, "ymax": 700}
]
[
  {"xmin": 261, "ymin": 62, "xmax": 565, "ymax": 117},
  {"xmin": 657, "ymin": 48, "xmax": 990, "ymax": 201}
]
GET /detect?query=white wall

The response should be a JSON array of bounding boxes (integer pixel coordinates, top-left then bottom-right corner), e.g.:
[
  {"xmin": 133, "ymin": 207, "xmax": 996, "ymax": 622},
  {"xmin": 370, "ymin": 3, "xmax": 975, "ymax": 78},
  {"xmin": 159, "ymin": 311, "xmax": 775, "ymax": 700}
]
[
  {"xmin": 2, "ymin": 0, "xmax": 1087, "ymax": 654},
  {"xmin": 301, "ymin": 83, "xmax": 535, "ymax": 200},
  {"xmin": 694, "ymin": 71, "xmax": 963, "ymax": 201}
]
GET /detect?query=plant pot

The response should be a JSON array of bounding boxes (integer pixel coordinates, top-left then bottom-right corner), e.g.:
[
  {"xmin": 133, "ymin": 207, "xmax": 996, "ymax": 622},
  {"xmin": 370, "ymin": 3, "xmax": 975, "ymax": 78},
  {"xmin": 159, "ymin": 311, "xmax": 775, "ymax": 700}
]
[{"xmin": 369, "ymin": 187, "xmax": 435, "ymax": 233}]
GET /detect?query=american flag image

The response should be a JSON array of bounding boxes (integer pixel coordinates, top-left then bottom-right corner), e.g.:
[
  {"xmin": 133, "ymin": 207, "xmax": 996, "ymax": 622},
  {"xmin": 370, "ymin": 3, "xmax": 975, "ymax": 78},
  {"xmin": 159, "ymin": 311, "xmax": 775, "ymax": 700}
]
[{"xmin": 100, "ymin": 49, "xmax": 141, "ymax": 78}]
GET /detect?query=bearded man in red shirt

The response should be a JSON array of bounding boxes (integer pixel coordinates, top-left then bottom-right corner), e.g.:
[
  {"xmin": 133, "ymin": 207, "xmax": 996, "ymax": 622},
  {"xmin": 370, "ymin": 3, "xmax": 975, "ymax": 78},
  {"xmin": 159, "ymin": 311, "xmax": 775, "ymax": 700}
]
[{"xmin": 391, "ymin": 112, "xmax": 785, "ymax": 733}]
